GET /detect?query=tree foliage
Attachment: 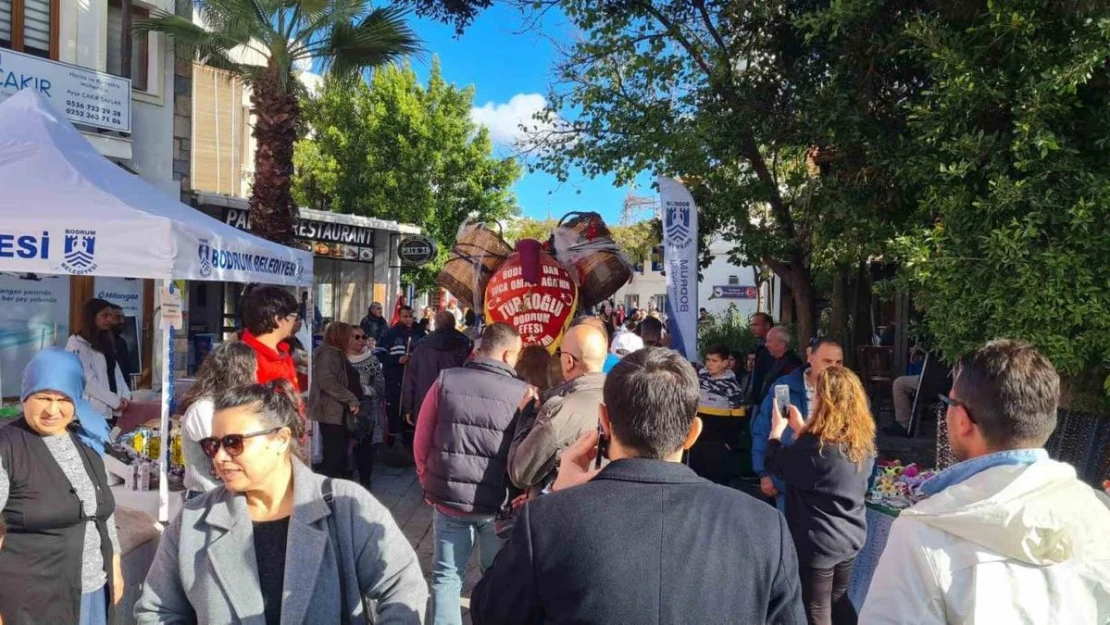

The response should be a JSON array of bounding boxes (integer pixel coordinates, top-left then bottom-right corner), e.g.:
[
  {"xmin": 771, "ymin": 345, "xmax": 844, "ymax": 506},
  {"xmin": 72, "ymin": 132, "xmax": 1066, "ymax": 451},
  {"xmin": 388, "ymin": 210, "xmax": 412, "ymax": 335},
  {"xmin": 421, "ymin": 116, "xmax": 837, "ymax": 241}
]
[
  {"xmin": 889, "ymin": 2, "xmax": 1110, "ymax": 394},
  {"xmin": 521, "ymin": 0, "xmax": 924, "ymax": 343},
  {"xmin": 141, "ymin": 0, "xmax": 420, "ymax": 243},
  {"xmin": 294, "ymin": 59, "xmax": 522, "ymax": 291}
]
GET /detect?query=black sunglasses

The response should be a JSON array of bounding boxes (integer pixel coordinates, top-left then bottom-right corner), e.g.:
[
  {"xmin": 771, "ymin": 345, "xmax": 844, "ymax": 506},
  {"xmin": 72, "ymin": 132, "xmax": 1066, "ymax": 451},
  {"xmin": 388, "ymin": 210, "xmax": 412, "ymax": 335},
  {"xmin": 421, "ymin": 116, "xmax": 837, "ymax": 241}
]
[
  {"xmin": 938, "ymin": 394, "xmax": 976, "ymax": 424},
  {"xmin": 352, "ymin": 334, "xmax": 367, "ymax": 340},
  {"xmin": 199, "ymin": 427, "xmax": 283, "ymax": 458}
]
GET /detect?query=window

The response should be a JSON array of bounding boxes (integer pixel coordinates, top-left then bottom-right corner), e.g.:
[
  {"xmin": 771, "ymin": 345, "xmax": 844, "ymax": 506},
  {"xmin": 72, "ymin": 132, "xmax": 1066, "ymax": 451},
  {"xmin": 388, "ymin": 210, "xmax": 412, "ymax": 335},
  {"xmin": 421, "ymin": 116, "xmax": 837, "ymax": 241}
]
[
  {"xmin": 0, "ymin": 0, "xmax": 55, "ymax": 58},
  {"xmin": 728, "ymin": 275, "xmax": 739, "ymax": 285},
  {"xmin": 107, "ymin": 0, "xmax": 149, "ymax": 91}
]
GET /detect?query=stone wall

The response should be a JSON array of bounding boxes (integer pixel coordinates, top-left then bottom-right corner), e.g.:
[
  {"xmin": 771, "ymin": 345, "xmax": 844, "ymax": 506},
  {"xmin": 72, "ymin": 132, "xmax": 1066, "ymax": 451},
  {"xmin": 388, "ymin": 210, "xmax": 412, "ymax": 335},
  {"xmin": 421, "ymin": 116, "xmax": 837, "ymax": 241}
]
[{"xmin": 171, "ymin": 0, "xmax": 192, "ymax": 193}]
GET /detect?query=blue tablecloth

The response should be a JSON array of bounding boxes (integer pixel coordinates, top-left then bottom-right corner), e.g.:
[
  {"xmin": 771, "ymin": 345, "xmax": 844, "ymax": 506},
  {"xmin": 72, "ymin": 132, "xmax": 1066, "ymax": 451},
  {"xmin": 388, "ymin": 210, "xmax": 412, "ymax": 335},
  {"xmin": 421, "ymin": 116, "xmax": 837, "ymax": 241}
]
[{"xmin": 849, "ymin": 504, "xmax": 898, "ymax": 611}]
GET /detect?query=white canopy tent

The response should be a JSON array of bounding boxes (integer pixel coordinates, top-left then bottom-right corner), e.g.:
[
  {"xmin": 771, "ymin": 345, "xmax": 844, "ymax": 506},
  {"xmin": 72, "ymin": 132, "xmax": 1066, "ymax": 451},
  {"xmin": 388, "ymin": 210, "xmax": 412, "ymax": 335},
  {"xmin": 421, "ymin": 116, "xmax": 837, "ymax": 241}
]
[{"xmin": 0, "ymin": 90, "xmax": 314, "ymax": 521}]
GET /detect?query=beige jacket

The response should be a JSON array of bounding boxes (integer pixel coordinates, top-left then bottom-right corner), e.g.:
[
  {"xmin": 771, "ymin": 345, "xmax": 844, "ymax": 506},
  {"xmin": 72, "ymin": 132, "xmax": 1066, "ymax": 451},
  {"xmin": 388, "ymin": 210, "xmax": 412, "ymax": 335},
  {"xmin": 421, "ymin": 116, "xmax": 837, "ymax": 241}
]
[{"xmin": 508, "ymin": 372, "xmax": 605, "ymax": 491}]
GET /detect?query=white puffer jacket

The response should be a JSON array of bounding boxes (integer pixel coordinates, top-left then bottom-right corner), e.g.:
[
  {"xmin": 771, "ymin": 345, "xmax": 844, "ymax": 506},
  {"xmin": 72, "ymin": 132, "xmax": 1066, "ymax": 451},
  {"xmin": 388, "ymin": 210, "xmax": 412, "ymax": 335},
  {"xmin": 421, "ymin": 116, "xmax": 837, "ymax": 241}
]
[
  {"xmin": 860, "ymin": 459, "xmax": 1110, "ymax": 624},
  {"xmin": 65, "ymin": 334, "xmax": 131, "ymax": 418}
]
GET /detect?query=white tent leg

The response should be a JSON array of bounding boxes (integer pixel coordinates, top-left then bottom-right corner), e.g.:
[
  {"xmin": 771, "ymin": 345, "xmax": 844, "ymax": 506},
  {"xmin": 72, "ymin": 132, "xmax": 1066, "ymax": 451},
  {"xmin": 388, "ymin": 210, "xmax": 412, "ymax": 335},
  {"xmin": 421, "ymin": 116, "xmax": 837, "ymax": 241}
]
[{"xmin": 158, "ymin": 279, "xmax": 176, "ymax": 524}]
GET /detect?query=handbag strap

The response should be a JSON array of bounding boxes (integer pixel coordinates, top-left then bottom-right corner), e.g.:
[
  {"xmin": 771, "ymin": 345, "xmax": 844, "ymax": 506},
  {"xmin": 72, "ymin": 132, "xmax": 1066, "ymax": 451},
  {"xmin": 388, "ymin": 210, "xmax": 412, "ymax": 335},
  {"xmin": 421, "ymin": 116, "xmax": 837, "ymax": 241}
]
[{"xmin": 324, "ymin": 479, "xmax": 354, "ymax": 625}]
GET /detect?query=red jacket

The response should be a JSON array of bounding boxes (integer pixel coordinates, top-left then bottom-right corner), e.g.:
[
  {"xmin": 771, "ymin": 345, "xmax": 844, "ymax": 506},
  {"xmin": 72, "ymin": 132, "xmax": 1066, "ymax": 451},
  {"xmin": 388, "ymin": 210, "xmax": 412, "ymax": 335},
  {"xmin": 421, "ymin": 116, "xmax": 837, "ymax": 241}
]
[{"xmin": 241, "ymin": 330, "xmax": 300, "ymax": 393}]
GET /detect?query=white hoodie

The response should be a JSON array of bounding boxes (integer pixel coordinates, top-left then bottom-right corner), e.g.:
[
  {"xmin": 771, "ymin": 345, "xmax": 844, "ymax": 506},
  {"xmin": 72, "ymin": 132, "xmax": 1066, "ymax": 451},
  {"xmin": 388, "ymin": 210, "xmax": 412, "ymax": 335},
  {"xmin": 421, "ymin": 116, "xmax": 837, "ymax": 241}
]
[{"xmin": 860, "ymin": 459, "xmax": 1110, "ymax": 624}]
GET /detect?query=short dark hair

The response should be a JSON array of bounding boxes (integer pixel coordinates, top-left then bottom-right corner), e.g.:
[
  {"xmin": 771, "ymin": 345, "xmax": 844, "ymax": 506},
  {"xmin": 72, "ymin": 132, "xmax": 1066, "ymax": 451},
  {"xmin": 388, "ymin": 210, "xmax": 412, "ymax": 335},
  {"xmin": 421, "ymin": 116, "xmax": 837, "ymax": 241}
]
[
  {"xmin": 752, "ymin": 312, "xmax": 774, "ymax": 326},
  {"xmin": 215, "ymin": 379, "xmax": 305, "ymax": 441},
  {"xmin": 242, "ymin": 286, "xmax": 298, "ymax": 336},
  {"xmin": 464, "ymin": 309, "xmax": 477, "ymax": 326},
  {"xmin": 705, "ymin": 344, "xmax": 730, "ymax": 360},
  {"xmin": 479, "ymin": 322, "xmax": 520, "ymax": 354},
  {"xmin": 810, "ymin": 337, "xmax": 842, "ymax": 353},
  {"xmin": 603, "ymin": 347, "xmax": 699, "ymax": 459},
  {"xmin": 399, "ymin": 306, "xmax": 414, "ymax": 315},
  {"xmin": 638, "ymin": 316, "xmax": 664, "ymax": 346},
  {"xmin": 953, "ymin": 340, "xmax": 1060, "ymax": 449},
  {"xmin": 434, "ymin": 310, "xmax": 457, "ymax": 332}
]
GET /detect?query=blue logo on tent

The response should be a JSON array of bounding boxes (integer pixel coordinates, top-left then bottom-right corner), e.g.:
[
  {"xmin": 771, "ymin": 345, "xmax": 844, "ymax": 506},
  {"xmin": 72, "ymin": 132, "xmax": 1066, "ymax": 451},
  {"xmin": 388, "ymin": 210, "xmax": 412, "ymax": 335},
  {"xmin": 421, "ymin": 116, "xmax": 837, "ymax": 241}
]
[
  {"xmin": 197, "ymin": 240, "xmax": 213, "ymax": 277},
  {"xmin": 665, "ymin": 204, "xmax": 693, "ymax": 249},
  {"xmin": 60, "ymin": 229, "xmax": 98, "ymax": 274}
]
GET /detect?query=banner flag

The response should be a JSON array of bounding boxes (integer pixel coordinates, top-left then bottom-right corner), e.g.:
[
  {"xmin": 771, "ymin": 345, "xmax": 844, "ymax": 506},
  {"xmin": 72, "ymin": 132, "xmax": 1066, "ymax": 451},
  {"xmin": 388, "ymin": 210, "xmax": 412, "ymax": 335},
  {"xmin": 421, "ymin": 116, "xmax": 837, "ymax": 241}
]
[{"xmin": 659, "ymin": 176, "xmax": 699, "ymax": 360}]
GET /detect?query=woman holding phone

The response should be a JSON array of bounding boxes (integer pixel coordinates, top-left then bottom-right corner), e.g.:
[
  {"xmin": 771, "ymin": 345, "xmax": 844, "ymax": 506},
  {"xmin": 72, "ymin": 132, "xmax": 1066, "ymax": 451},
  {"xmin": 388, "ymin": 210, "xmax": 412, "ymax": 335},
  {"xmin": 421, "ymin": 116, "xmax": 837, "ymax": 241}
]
[{"xmin": 764, "ymin": 366, "xmax": 875, "ymax": 625}]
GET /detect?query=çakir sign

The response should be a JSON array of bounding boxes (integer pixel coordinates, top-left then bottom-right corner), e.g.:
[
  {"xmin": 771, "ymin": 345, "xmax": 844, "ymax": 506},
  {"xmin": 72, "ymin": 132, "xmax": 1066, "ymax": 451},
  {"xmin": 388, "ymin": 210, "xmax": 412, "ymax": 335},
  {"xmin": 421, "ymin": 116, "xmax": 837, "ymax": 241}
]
[
  {"xmin": 0, "ymin": 48, "xmax": 131, "ymax": 133},
  {"xmin": 484, "ymin": 250, "xmax": 578, "ymax": 353},
  {"xmin": 398, "ymin": 235, "xmax": 436, "ymax": 266}
]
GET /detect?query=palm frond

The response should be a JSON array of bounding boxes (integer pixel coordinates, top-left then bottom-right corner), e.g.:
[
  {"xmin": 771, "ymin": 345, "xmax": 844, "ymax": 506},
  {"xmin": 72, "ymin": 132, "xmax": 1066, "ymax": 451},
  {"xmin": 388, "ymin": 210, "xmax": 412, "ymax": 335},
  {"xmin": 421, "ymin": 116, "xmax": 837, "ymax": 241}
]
[
  {"xmin": 137, "ymin": 12, "xmax": 253, "ymax": 72},
  {"xmin": 313, "ymin": 6, "xmax": 421, "ymax": 79}
]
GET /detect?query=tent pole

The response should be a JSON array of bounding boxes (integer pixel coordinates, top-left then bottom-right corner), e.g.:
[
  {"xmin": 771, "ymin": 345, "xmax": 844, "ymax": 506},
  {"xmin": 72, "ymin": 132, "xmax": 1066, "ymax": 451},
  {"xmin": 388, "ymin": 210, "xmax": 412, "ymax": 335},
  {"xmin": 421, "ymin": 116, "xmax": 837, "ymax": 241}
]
[{"xmin": 158, "ymin": 280, "xmax": 175, "ymax": 524}]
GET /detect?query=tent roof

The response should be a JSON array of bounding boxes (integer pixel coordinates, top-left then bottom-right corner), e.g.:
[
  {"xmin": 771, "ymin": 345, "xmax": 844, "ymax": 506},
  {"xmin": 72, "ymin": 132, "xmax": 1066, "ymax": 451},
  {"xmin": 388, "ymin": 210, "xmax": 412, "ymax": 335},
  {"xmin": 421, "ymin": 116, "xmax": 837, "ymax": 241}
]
[{"xmin": 0, "ymin": 90, "xmax": 312, "ymax": 286}]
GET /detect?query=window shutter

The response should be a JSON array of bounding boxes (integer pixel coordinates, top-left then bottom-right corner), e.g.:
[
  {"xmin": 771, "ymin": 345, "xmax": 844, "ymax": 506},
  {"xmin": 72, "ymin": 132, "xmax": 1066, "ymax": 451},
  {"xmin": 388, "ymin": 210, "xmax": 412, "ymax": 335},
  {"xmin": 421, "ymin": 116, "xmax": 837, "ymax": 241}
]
[
  {"xmin": 23, "ymin": 0, "xmax": 50, "ymax": 54},
  {"xmin": 0, "ymin": 0, "xmax": 12, "ymax": 45}
]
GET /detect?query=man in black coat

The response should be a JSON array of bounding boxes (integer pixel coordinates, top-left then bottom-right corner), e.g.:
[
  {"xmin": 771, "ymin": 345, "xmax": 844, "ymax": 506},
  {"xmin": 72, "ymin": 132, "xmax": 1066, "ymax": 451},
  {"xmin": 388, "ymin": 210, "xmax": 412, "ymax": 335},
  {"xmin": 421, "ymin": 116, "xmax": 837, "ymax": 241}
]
[
  {"xmin": 401, "ymin": 310, "xmax": 472, "ymax": 424},
  {"xmin": 471, "ymin": 347, "xmax": 805, "ymax": 625},
  {"xmin": 748, "ymin": 312, "xmax": 776, "ymax": 404}
]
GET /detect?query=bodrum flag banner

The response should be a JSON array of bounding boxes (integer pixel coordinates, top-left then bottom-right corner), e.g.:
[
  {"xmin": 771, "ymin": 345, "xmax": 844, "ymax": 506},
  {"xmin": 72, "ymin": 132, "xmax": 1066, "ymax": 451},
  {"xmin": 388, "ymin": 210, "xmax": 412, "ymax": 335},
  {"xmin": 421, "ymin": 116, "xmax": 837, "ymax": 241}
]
[{"xmin": 659, "ymin": 176, "xmax": 699, "ymax": 360}]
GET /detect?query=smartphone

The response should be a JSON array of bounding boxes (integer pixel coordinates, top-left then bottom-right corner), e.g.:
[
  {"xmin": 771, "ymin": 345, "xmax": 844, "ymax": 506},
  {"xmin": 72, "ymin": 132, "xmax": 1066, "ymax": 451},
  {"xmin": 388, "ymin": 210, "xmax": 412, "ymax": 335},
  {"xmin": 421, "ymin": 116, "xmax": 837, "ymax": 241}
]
[
  {"xmin": 774, "ymin": 384, "xmax": 791, "ymax": 420},
  {"xmin": 594, "ymin": 422, "xmax": 608, "ymax": 470}
]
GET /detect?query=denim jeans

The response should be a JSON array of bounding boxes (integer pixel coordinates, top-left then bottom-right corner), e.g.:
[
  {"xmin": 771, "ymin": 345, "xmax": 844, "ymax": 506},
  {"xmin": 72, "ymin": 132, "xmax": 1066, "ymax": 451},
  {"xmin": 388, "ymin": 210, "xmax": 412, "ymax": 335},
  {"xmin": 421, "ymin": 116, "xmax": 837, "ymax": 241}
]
[
  {"xmin": 432, "ymin": 508, "xmax": 503, "ymax": 625},
  {"xmin": 79, "ymin": 585, "xmax": 107, "ymax": 625}
]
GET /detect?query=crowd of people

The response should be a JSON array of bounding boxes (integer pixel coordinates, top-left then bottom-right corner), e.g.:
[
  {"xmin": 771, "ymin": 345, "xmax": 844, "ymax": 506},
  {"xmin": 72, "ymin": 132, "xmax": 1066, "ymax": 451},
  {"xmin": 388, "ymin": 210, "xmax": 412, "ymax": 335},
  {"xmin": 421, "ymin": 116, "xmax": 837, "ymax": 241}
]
[{"xmin": 1, "ymin": 289, "xmax": 1108, "ymax": 625}]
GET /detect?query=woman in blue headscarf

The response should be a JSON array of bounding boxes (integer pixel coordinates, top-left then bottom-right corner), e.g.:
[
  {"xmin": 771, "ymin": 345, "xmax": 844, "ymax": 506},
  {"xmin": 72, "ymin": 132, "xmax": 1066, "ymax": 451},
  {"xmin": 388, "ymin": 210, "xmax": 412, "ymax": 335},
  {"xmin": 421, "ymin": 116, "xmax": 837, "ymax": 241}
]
[{"xmin": 0, "ymin": 348, "xmax": 122, "ymax": 625}]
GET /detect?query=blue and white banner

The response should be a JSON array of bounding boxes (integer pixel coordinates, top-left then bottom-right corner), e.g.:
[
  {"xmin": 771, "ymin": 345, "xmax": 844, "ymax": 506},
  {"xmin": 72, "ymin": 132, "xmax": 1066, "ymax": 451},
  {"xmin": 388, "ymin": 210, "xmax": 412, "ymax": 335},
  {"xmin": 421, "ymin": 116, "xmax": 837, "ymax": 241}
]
[{"xmin": 659, "ymin": 176, "xmax": 698, "ymax": 360}]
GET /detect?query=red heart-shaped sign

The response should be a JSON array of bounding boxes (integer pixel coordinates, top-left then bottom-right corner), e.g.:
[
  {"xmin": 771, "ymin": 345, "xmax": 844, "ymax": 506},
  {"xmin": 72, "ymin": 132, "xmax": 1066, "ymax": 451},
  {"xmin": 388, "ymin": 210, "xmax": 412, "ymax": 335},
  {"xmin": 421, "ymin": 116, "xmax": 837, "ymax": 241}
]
[{"xmin": 485, "ymin": 246, "xmax": 578, "ymax": 353}]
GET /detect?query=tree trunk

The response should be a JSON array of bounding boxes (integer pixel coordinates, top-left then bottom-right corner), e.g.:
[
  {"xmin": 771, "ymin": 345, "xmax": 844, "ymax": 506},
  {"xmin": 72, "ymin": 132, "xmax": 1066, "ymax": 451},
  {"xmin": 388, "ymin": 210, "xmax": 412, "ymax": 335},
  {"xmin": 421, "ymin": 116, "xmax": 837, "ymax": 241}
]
[
  {"xmin": 121, "ymin": 0, "xmax": 132, "ymax": 79},
  {"xmin": 791, "ymin": 263, "xmax": 817, "ymax": 349},
  {"xmin": 829, "ymin": 264, "xmax": 849, "ymax": 347},
  {"xmin": 249, "ymin": 63, "xmax": 300, "ymax": 244}
]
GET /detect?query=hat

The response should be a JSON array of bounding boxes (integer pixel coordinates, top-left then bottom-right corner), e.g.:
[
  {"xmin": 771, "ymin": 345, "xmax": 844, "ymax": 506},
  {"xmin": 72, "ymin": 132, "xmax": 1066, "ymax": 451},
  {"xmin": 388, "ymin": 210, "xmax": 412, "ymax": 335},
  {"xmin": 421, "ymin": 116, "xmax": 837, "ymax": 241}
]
[{"xmin": 21, "ymin": 348, "xmax": 110, "ymax": 454}]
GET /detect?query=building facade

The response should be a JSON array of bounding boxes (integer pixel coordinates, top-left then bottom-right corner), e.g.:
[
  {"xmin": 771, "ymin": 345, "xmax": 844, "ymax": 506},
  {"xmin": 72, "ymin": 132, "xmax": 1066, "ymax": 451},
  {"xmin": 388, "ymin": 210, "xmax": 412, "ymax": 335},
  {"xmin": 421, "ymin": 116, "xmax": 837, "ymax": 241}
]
[{"xmin": 612, "ymin": 236, "xmax": 777, "ymax": 320}]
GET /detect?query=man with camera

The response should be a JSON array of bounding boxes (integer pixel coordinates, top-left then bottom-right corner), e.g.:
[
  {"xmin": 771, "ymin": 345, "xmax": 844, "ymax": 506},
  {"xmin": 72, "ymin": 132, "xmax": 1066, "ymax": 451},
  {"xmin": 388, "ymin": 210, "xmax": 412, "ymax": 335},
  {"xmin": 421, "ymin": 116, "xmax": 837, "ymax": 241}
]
[{"xmin": 471, "ymin": 347, "xmax": 805, "ymax": 625}]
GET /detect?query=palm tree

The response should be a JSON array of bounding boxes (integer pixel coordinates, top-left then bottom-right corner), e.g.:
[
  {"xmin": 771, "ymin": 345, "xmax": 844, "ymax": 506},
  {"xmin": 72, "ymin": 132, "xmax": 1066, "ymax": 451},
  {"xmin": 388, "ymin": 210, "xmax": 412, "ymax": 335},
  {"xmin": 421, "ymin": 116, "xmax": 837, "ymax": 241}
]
[{"xmin": 141, "ymin": 0, "xmax": 420, "ymax": 243}]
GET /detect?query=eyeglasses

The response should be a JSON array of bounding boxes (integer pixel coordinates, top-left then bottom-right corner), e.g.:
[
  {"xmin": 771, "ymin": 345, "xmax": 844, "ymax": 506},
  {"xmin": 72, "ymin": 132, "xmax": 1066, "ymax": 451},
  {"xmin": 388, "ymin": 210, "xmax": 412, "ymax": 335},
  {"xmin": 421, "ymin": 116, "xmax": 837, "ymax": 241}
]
[
  {"xmin": 352, "ymin": 334, "xmax": 367, "ymax": 340},
  {"xmin": 556, "ymin": 349, "xmax": 580, "ymax": 364},
  {"xmin": 938, "ymin": 394, "xmax": 976, "ymax": 424},
  {"xmin": 199, "ymin": 427, "xmax": 283, "ymax": 458}
]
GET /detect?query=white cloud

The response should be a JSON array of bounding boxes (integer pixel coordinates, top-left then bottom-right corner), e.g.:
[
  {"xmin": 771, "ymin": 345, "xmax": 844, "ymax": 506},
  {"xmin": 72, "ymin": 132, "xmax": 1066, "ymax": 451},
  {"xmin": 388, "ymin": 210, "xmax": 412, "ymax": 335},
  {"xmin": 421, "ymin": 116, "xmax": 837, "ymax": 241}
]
[{"xmin": 470, "ymin": 93, "xmax": 554, "ymax": 148}]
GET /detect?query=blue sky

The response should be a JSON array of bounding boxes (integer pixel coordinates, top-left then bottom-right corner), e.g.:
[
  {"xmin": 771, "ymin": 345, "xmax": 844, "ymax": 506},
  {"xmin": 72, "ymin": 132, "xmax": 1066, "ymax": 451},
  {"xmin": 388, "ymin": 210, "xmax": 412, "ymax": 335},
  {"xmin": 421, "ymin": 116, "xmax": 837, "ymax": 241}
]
[{"xmin": 407, "ymin": 5, "xmax": 652, "ymax": 224}]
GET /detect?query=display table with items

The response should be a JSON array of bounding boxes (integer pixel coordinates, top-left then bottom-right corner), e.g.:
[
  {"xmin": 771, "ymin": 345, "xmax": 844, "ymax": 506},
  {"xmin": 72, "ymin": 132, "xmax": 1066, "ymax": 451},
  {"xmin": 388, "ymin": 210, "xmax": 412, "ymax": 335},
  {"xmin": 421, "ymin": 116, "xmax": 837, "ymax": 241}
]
[{"xmin": 849, "ymin": 460, "xmax": 937, "ymax": 611}]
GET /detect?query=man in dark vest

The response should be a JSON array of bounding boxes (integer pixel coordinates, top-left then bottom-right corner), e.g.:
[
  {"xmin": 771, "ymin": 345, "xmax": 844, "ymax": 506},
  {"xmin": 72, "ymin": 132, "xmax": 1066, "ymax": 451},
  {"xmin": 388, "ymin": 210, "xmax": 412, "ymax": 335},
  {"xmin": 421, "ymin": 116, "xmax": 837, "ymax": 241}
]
[{"xmin": 413, "ymin": 322, "xmax": 530, "ymax": 625}]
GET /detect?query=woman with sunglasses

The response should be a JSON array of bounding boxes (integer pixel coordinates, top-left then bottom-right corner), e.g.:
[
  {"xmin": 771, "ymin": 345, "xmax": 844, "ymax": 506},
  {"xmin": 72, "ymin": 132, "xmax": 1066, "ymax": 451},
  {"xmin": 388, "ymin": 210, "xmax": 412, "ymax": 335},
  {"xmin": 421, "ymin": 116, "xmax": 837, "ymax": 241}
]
[
  {"xmin": 135, "ymin": 381, "xmax": 427, "ymax": 624},
  {"xmin": 179, "ymin": 341, "xmax": 259, "ymax": 498},
  {"xmin": 310, "ymin": 322, "xmax": 364, "ymax": 479},
  {"xmin": 764, "ymin": 366, "xmax": 876, "ymax": 625},
  {"xmin": 348, "ymin": 328, "xmax": 384, "ymax": 490}
]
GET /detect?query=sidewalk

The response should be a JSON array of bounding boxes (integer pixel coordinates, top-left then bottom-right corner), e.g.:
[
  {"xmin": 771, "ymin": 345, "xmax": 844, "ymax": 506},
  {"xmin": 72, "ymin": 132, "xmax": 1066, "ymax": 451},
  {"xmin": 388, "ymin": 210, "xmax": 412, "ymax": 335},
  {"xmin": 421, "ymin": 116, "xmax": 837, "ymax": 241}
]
[{"xmin": 369, "ymin": 463, "xmax": 482, "ymax": 625}]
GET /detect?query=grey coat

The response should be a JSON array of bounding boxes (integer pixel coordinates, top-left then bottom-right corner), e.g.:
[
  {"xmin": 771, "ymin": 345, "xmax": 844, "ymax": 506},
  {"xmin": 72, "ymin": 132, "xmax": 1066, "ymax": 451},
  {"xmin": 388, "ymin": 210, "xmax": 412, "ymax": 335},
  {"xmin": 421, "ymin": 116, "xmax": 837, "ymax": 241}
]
[{"xmin": 134, "ymin": 459, "xmax": 427, "ymax": 624}]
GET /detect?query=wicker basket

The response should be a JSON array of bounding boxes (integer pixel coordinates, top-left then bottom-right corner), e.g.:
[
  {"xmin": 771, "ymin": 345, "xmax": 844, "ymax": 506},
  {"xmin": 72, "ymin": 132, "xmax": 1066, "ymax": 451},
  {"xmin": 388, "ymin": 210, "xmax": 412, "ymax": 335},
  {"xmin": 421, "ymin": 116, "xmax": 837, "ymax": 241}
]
[
  {"xmin": 553, "ymin": 212, "xmax": 632, "ymax": 309},
  {"xmin": 437, "ymin": 222, "xmax": 512, "ymax": 310}
]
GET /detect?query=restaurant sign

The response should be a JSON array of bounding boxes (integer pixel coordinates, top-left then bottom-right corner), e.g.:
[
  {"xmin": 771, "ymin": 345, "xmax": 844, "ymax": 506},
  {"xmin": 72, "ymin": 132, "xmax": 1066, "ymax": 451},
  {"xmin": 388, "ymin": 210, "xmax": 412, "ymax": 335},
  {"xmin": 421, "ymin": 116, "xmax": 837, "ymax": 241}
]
[
  {"xmin": 0, "ymin": 48, "xmax": 131, "ymax": 133},
  {"xmin": 398, "ymin": 235, "xmax": 436, "ymax": 267},
  {"xmin": 223, "ymin": 207, "xmax": 376, "ymax": 263}
]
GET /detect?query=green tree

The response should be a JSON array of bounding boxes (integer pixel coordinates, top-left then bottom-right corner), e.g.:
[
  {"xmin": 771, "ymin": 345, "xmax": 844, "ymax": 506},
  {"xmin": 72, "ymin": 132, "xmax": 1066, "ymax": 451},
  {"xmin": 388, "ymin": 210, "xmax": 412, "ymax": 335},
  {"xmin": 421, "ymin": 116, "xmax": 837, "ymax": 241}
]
[
  {"xmin": 294, "ymin": 59, "xmax": 522, "ymax": 291},
  {"xmin": 890, "ymin": 1, "xmax": 1110, "ymax": 402},
  {"xmin": 520, "ymin": 0, "xmax": 924, "ymax": 344},
  {"xmin": 141, "ymin": 0, "xmax": 420, "ymax": 243}
]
